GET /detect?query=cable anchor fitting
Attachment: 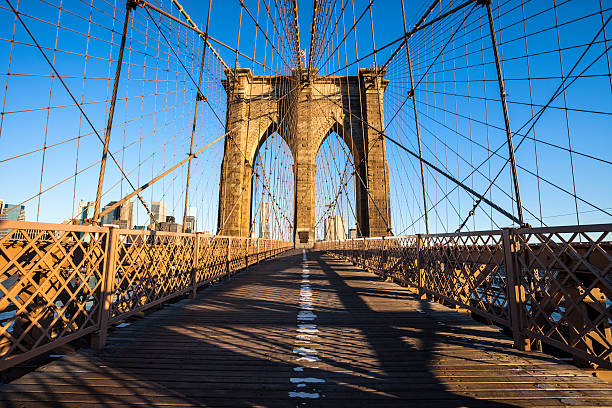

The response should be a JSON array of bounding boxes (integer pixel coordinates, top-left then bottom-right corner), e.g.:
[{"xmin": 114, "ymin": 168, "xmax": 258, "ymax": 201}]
[
  {"xmin": 196, "ymin": 92, "xmax": 207, "ymax": 102},
  {"xmin": 126, "ymin": 0, "xmax": 139, "ymax": 10}
]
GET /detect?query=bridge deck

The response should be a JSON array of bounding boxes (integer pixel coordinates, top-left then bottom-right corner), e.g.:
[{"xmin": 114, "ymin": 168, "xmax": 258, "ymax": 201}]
[{"xmin": 1, "ymin": 251, "xmax": 612, "ymax": 407}]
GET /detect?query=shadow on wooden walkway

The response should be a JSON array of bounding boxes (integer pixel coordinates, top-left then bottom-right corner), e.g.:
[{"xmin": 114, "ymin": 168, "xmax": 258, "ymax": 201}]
[{"xmin": 1, "ymin": 250, "xmax": 612, "ymax": 407}]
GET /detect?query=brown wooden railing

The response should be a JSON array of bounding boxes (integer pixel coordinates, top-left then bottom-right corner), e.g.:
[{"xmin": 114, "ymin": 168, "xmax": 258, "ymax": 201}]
[
  {"xmin": 0, "ymin": 220, "xmax": 292, "ymax": 370},
  {"xmin": 317, "ymin": 224, "xmax": 612, "ymax": 369}
]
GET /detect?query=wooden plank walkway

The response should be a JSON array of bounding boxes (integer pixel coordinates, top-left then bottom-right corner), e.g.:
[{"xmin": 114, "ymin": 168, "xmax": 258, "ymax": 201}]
[{"xmin": 2, "ymin": 250, "xmax": 612, "ymax": 407}]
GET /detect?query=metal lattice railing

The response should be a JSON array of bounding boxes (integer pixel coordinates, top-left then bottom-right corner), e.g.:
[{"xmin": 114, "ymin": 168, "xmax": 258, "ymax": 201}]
[
  {"xmin": 317, "ymin": 224, "xmax": 612, "ymax": 369},
  {"xmin": 0, "ymin": 220, "xmax": 291, "ymax": 370}
]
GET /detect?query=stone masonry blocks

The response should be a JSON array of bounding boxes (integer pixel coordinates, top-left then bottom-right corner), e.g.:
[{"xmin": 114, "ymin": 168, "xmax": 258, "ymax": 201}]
[{"xmin": 218, "ymin": 68, "xmax": 391, "ymax": 248}]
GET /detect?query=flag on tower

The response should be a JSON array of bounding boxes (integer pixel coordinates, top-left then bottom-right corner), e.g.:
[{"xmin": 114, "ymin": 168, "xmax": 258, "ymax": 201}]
[{"xmin": 300, "ymin": 49, "xmax": 306, "ymax": 59}]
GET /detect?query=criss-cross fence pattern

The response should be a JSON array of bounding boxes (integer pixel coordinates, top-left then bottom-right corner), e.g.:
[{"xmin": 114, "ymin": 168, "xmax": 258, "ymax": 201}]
[
  {"xmin": 0, "ymin": 220, "xmax": 291, "ymax": 370},
  {"xmin": 317, "ymin": 223, "xmax": 612, "ymax": 369}
]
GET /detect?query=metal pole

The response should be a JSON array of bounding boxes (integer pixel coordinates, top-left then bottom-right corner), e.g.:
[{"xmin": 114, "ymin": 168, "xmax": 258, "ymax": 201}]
[
  {"xmin": 484, "ymin": 0, "xmax": 524, "ymax": 225},
  {"xmin": 168, "ymin": 0, "xmax": 230, "ymax": 71},
  {"xmin": 91, "ymin": 226, "xmax": 119, "ymax": 349},
  {"xmin": 93, "ymin": 2, "xmax": 135, "ymax": 223},
  {"xmin": 401, "ymin": 0, "xmax": 429, "ymax": 235},
  {"xmin": 502, "ymin": 228, "xmax": 525, "ymax": 350},
  {"xmin": 226, "ymin": 237, "xmax": 232, "ymax": 277},
  {"xmin": 190, "ymin": 232, "xmax": 200, "ymax": 298},
  {"xmin": 97, "ymin": 132, "xmax": 227, "ymax": 221},
  {"xmin": 183, "ymin": 0, "xmax": 213, "ymax": 226}
]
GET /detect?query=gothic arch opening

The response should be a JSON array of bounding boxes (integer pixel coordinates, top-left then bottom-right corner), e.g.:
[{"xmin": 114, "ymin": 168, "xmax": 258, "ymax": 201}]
[
  {"xmin": 250, "ymin": 130, "xmax": 294, "ymax": 241},
  {"xmin": 315, "ymin": 129, "xmax": 358, "ymax": 241}
]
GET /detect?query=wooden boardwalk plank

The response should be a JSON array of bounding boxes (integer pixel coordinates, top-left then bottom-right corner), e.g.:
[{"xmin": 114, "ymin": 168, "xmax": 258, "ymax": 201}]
[{"xmin": 1, "ymin": 250, "xmax": 612, "ymax": 407}]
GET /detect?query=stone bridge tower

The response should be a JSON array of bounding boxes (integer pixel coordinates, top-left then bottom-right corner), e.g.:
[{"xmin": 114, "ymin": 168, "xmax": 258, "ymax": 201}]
[{"xmin": 217, "ymin": 68, "xmax": 391, "ymax": 248}]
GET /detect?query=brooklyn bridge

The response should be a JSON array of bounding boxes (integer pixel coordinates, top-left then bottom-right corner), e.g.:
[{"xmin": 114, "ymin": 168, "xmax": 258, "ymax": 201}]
[{"xmin": 0, "ymin": 0, "xmax": 611, "ymax": 406}]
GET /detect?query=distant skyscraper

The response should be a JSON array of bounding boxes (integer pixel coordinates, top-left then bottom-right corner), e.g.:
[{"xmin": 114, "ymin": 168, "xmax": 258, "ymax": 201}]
[
  {"xmin": 324, "ymin": 215, "xmax": 346, "ymax": 241},
  {"xmin": 184, "ymin": 215, "xmax": 196, "ymax": 233},
  {"xmin": 159, "ymin": 215, "xmax": 182, "ymax": 233},
  {"xmin": 151, "ymin": 201, "xmax": 167, "ymax": 227},
  {"xmin": 76, "ymin": 201, "xmax": 95, "ymax": 224},
  {"xmin": 100, "ymin": 201, "xmax": 133, "ymax": 229},
  {"xmin": 0, "ymin": 202, "xmax": 25, "ymax": 222},
  {"xmin": 0, "ymin": 201, "xmax": 25, "ymax": 237},
  {"xmin": 259, "ymin": 201, "xmax": 270, "ymax": 239}
]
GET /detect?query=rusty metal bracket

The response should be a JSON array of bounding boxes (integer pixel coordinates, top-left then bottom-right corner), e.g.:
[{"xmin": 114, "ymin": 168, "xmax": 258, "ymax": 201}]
[{"xmin": 196, "ymin": 92, "xmax": 207, "ymax": 102}]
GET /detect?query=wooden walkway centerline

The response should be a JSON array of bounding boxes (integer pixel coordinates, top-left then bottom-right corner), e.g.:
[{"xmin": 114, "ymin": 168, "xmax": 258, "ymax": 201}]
[{"xmin": 1, "ymin": 251, "xmax": 612, "ymax": 407}]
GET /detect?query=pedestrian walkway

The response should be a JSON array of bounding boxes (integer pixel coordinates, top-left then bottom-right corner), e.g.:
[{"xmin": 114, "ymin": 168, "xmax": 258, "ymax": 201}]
[{"xmin": 1, "ymin": 250, "xmax": 611, "ymax": 407}]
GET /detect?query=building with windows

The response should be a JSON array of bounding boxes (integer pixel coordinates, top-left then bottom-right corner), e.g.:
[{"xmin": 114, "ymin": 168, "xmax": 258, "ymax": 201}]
[
  {"xmin": 76, "ymin": 201, "xmax": 96, "ymax": 224},
  {"xmin": 0, "ymin": 200, "xmax": 25, "ymax": 238},
  {"xmin": 100, "ymin": 201, "xmax": 133, "ymax": 229},
  {"xmin": 184, "ymin": 215, "xmax": 196, "ymax": 233},
  {"xmin": 151, "ymin": 201, "xmax": 167, "ymax": 227},
  {"xmin": 0, "ymin": 201, "xmax": 25, "ymax": 221},
  {"xmin": 324, "ymin": 215, "xmax": 346, "ymax": 241},
  {"xmin": 259, "ymin": 202, "xmax": 270, "ymax": 239},
  {"xmin": 159, "ymin": 215, "xmax": 182, "ymax": 233}
]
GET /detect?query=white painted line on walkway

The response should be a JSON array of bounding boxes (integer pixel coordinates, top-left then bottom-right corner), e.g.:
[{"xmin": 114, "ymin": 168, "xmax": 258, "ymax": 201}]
[{"xmin": 290, "ymin": 250, "xmax": 324, "ymax": 400}]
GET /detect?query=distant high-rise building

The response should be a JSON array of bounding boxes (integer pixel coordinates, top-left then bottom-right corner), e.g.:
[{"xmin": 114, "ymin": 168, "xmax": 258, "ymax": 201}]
[
  {"xmin": 0, "ymin": 202, "xmax": 25, "ymax": 222},
  {"xmin": 159, "ymin": 216, "xmax": 182, "ymax": 232},
  {"xmin": 184, "ymin": 215, "xmax": 196, "ymax": 233},
  {"xmin": 0, "ymin": 201, "xmax": 25, "ymax": 237},
  {"xmin": 349, "ymin": 228, "xmax": 358, "ymax": 239},
  {"xmin": 259, "ymin": 201, "xmax": 270, "ymax": 239},
  {"xmin": 0, "ymin": 200, "xmax": 6, "ymax": 238},
  {"xmin": 100, "ymin": 201, "xmax": 133, "ymax": 229},
  {"xmin": 151, "ymin": 201, "xmax": 167, "ymax": 226},
  {"xmin": 76, "ymin": 201, "xmax": 95, "ymax": 224},
  {"xmin": 324, "ymin": 215, "xmax": 346, "ymax": 241}
]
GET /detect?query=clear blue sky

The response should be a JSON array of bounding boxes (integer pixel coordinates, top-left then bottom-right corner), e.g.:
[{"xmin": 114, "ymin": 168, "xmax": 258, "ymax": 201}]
[{"xmin": 0, "ymin": 0, "xmax": 610, "ymax": 236}]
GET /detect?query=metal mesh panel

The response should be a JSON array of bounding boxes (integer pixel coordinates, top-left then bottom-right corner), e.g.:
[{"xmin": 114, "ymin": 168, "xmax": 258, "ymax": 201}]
[{"xmin": 0, "ymin": 221, "xmax": 108, "ymax": 367}]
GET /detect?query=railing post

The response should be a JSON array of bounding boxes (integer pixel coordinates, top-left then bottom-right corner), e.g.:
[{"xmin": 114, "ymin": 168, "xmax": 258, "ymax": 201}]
[
  {"xmin": 502, "ymin": 228, "xmax": 527, "ymax": 350},
  {"xmin": 190, "ymin": 233, "xmax": 200, "ymax": 298},
  {"xmin": 381, "ymin": 236, "xmax": 386, "ymax": 273},
  {"xmin": 362, "ymin": 237, "xmax": 366, "ymax": 268},
  {"xmin": 226, "ymin": 237, "xmax": 232, "ymax": 277},
  {"xmin": 92, "ymin": 226, "xmax": 118, "ymax": 350},
  {"xmin": 417, "ymin": 233, "xmax": 425, "ymax": 299},
  {"xmin": 245, "ymin": 238, "xmax": 249, "ymax": 270}
]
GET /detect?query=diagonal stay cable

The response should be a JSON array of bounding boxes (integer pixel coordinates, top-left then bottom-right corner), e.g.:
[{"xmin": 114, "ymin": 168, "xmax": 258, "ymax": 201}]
[
  {"xmin": 384, "ymin": 3, "xmax": 477, "ymax": 135},
  {"xmin": 239, "ymin": 0, "xmax": 293, "ymax": 70},
  {"xmin": 314, "ymin": 0, "xmax": 374, "ymax": 70},
  {"xmin": 310, "ymin": 83, "xmax": 521, "ymax": 225},
  {"xmin": 3, "ymin": 0, "xmax": 159, "ymax": 225},
  {"xmin": 144, "ymin": 6, "xmax": 224, "ymax": 126},
  {"xmin": 457, "ymin": 10, "xmax": 612, "ymax": 229}
]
